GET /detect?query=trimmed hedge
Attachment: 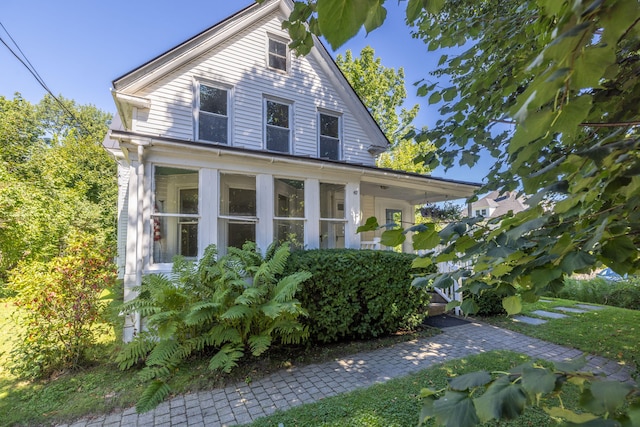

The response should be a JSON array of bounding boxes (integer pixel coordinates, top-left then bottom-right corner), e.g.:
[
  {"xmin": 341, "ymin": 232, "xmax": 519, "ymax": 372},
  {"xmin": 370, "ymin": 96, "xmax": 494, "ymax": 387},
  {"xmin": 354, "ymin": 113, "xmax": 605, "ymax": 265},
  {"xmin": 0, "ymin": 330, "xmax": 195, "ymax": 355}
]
[{"xmin": 284, "ymin": 249, "xmax": 433, "ymax": 343}]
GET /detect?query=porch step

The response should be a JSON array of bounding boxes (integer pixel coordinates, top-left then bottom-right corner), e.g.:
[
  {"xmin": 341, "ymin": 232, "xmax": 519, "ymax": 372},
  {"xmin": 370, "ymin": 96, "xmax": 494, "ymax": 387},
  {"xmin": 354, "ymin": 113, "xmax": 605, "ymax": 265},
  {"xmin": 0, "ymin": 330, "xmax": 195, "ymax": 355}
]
[
  {"xmin": 428, "ymin": 302, "xmax": 448, "ymax": 317},
  {"xmin": 429, "ymin": 291, "xmax": 448, "ymax": 304}
]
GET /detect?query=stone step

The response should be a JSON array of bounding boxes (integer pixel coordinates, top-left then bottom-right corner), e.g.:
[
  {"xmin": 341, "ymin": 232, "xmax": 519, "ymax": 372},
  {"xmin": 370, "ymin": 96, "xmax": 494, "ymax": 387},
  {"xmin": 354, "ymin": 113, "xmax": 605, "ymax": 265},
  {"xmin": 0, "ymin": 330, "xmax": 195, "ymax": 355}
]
[{"xmin": 428, "ymin": 302, "xmax": 448, "ymax": 317}]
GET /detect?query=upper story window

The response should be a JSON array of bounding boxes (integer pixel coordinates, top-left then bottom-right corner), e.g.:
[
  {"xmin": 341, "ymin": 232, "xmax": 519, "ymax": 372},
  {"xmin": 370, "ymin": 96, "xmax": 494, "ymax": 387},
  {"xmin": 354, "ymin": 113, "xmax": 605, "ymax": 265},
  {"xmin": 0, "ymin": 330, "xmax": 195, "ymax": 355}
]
[
  {"xmin": 268, "ymin": 37, "xmax": 288, "ymax": 72},
  {"xmin": 319, "ymin": 112, "xmax": 341, "ymax": 160},
  {"xmin": 197, "ymin": 83, "xmax": 229, "ymax": 144},
  {"xmin": 265, "ymin": 99, "xmax": 291, "ymax": 153}
]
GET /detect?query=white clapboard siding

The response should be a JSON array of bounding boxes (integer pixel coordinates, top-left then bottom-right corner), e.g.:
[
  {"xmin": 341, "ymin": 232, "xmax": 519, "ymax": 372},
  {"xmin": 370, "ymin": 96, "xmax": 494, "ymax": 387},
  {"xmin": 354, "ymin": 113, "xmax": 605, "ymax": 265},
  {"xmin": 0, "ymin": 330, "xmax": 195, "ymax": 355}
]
[
  {"xmin": 116, "ymin": 163, "xmax": 130, "ymax": 279},
  {"xmin": 131, "ymin": 9, "xmax": 377, "ymax": 166}
]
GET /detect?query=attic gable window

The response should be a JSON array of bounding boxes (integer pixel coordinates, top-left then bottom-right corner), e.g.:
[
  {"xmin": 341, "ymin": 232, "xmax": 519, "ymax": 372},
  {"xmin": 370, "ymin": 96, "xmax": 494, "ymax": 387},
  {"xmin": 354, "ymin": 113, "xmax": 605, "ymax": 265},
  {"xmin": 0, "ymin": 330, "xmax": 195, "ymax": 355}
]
[
  {"xmin": 197, "ymin": 83, "xmax": 229, "ymax": 144},
  {"xmin": 319, "ymin": 112, "xmax": 341, "ymax": 160},
  {"xmin": 265, "ymin": 99, "xmax": 291, "ymax": 153},
  {"xmin": 268, "ymin": 38, "xmax": 288, "ymax": 72}
]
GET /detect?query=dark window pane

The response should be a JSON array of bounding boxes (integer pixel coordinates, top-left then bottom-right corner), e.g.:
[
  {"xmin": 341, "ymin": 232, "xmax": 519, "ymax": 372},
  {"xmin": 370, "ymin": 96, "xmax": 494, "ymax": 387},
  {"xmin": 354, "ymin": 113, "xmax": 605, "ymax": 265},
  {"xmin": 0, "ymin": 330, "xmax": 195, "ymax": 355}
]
[
  {"xmin": 267, "ymin": 126, "xmax": 290, "ymax": 152},
  {"xmin": 320, "ymin": 114, "xmax": 339, "ymax": 137},
  {"xmin": 268, "ymin": 39, "xmax": 287, "ymax": 71},
  {"xmin": 320, "ymin": 136, "xmax": 340, "ymax": 160},
  {"xmin": 200, "ymin": 85, "xmax": 227, "ymax": 115},
  {"xmin": 228, "ymin": 222, "xmax": 255, "ymax": 249},
  {"xmin": 274, "ymin": 219, "xmax": 304, "ymax": 250},
  {"xmin": 266, "ymin": 101, "xmax": 289, "ymax": 127},
  {"xmin": 229, "ymin": 188, "xmax": 256, "ymax": 216},
  {"xmin": 199, "ymin": 114, "xmax": 227, "ymax": 143},
  {"xmin": 180, "ymin": 221, "xmax": 198, "ymax": 257}
]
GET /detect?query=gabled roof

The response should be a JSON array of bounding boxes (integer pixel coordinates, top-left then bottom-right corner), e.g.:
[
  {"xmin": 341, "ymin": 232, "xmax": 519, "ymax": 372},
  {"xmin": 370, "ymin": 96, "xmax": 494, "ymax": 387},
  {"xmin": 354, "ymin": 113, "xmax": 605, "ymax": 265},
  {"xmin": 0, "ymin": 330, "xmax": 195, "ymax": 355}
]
[{"xmin": 110, "ymin": 0, "xmax": 389, "ymax": 151}]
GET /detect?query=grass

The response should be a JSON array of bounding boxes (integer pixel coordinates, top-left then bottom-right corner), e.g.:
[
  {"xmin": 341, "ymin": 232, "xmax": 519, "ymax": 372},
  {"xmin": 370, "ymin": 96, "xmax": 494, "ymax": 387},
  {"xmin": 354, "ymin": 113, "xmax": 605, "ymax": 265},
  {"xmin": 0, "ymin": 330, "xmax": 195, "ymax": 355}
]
[
  {"xmin": 479, "ymin": 297, "xmax": 640, "ymax": 370},
  {"xmin": 1, "ymin": 296, "xmax": 637, "ymax": 426},
  {"xmin": 0, "ymin": 297, "xmax": 439, "ymax": 426},
  {"xmin": 242, "ymin": 351, "xmax": 580, "ymax": 427}
]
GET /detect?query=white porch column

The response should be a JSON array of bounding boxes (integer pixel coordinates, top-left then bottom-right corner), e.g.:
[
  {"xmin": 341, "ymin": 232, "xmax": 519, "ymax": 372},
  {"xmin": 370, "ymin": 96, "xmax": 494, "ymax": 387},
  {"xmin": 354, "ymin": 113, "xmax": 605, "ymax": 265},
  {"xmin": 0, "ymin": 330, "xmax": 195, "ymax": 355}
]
[
  {"xmin": 345, "ymin": 182, "xmax": 361, "ymax": 249},
  {"xmin": 256, "ymin": 174, "xmax": 274, "ymax": 255},
  {"xmin": 305, "ymin": 178, "xmax": 320, "ymax": 249},
  {"xmin": 199, "ymin": 168, "xmax": 218, "ymax": 257}
]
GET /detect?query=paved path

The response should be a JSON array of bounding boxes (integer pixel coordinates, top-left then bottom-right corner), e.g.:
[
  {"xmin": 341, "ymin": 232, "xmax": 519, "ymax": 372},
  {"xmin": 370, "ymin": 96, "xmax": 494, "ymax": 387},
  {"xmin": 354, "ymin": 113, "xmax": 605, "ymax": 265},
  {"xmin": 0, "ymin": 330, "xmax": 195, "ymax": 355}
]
[{"xmin": 62, "ymin": 320, "xmax": 632, "ymax": 427}]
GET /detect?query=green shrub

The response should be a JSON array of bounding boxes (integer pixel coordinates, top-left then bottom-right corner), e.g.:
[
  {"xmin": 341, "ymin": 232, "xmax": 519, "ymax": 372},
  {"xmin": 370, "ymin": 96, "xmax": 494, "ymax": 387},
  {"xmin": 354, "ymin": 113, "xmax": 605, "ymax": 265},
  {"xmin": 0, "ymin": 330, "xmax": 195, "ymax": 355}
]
[
  {"xmin": 117, "ymin": 242, "xmax": 310, "ymax": 412},
  {"xmin": 548, "ymin": 277, "xmax": 640, "ymax": 310},
  {"xmin": 8, "ymin": 231, "xmax": 117, "ymax": 379},
  {"xmin": 283, "ymin": 249, "xmax": 432, "ymax": 343},
  {"xmin": 462, "ymin": 289, "xmax": 507, "ymax": 317}
]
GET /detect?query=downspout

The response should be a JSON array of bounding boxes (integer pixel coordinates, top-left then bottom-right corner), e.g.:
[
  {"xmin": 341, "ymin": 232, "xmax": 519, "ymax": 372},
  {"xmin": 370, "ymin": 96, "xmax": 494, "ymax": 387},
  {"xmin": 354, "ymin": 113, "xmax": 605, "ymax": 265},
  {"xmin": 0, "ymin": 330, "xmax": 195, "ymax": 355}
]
[{"xmin": 135, "ymin": 144, "xmax": 145, "ymax": 335}]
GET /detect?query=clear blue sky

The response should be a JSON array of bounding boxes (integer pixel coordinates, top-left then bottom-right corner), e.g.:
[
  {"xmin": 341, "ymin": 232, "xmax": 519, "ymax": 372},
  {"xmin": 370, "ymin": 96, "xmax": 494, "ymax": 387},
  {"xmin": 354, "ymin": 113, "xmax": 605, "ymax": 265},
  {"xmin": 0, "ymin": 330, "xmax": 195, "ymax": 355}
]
[{"xmin": 0, "ymin": 0, "xmax": 490, "ymax": 182}]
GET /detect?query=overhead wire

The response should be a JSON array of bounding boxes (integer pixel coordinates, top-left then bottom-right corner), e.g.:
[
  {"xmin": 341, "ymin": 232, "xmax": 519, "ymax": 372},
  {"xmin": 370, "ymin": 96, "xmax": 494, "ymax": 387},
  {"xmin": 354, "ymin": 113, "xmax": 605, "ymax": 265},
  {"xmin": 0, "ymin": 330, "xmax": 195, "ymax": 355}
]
[{"xmin": 0, "ymin": 19, "xmax": 116, "ymax": 158}]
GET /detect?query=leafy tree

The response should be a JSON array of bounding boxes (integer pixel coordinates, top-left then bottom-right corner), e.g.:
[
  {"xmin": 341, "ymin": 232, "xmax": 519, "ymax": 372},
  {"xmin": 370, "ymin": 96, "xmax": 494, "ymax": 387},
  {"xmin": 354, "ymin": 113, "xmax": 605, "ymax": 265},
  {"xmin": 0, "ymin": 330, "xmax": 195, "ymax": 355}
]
[
  {"xmin": 0, "ymin": 94, "xmax": 115, "ymax": 280},
  {"xmin": 335, "ymin": 46, "xmax": 433, "ymax": 173},
  {"xmin": 281, "ymin": 2, "xmax": 640, "ymax": 424},
  {"xmin": 281, "ymin": 0, "xmax": 640, "ymax": 312}
]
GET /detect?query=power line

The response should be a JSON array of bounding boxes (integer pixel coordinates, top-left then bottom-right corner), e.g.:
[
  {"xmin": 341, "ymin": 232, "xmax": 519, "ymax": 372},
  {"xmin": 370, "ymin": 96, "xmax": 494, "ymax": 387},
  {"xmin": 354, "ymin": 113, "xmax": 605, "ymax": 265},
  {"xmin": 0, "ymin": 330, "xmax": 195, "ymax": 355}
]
[{"xmin": 0, "ymin": 20, "xmax": 110, "ymax": 147}]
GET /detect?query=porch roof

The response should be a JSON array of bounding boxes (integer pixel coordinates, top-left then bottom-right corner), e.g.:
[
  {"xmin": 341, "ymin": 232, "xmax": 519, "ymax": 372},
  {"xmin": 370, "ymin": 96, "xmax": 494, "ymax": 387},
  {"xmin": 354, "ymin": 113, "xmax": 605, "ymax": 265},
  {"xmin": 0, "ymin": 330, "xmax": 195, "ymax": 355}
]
[{"xmin": 109, "ymin": 129, "xmax": 482, "ymax": 203}]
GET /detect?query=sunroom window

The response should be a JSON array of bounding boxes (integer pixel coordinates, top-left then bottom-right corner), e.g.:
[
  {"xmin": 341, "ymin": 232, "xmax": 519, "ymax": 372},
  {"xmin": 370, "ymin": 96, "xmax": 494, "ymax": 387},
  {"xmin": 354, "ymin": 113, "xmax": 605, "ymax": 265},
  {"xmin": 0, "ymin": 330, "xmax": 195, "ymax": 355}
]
[
  {"xmin": 219, "ymin": 173, "xmax": 257, "ymax": 252},
  {"xmin": 268, "ymin": 38, "xmax": 287, "ymax": 72},
  {"xmin": 152, "ymin": 166, "xmax": 199, "ymax": 264},
  {"xmin": 198, "ymin": 83, "xmax": 228, "ymax": 144},
  {"xmin": 319, "ymin": 113, "xmax": 341, "ymax": 160},
  {"xmin": 265, "ymin": 100, "xmax": 291, "ymax": 153},
  {"xmin": 319, "ymin": 183, "xmax": 346, "ymax": 249},
  {"xmin": 274, "ymin": 178, "xmax": 304, "ymax": 250}
]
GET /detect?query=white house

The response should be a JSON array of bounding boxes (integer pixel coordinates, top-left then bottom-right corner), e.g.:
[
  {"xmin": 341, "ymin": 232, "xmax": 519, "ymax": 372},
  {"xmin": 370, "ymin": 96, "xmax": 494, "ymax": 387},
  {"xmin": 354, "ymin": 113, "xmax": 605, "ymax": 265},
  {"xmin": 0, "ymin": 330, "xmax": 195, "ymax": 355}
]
[{"xmin": 103, "ymin": 0, "xmax": 480, "ymax": 340}]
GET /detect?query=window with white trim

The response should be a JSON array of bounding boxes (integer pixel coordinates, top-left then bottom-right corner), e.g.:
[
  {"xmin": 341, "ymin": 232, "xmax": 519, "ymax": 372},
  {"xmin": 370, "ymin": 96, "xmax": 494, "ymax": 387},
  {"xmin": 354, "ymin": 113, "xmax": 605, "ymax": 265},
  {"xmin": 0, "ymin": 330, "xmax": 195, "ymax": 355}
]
[
  {"xmin": 319, "ymin": 113, "xmax": 341, "ymax": 160},
  {"xmin": 320, "ymin": 183, "xmax": 346, "ymax": 249},
  {"xmin": 152, "ymin": 166, "xmax": 199, "ymax": 263},
  {"xmin": 265, "ymin": 99, "xmax": 291, "ymax": 153},
  {"xmin": 219, "ymin": 173, "xmax": 257, "ymax": 252},
  {"xmin": 274, "ymin": 178, "xmax": 304, "ymax": 250},
  {"xmin": 268, "ymin": 37, "xmax": 287, "ymax": 72},
  {"xmin": 197, "ymin": 83, "xmax": 229, "ymax": 144}
]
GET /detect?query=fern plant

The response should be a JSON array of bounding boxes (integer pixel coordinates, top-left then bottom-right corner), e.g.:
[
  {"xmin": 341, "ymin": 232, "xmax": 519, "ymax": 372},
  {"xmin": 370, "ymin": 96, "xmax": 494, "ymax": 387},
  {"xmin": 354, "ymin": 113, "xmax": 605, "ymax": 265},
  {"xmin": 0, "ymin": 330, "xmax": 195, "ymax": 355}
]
[{"xmin": 116, "ymin": 242, "xmax": 311, "ymax": 412}]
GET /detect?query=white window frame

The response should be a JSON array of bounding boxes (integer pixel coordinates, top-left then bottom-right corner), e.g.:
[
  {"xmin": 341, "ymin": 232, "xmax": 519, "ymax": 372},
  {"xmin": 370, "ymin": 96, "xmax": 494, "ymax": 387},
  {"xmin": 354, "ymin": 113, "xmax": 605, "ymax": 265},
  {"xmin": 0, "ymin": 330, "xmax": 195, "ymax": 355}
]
[
  {"xmin": 150, "ymin": 165, "xmax": 200, "ymax": 268},
  {"xmin": 194, "ymin": 79, "xmax": 232, "ymax": 144},
  {"xmin": 318, "ymin": 110, "xmax": 342, "ymax": 160},
  {"xmin": 319, "ymin": 182, "xmax": 347, "ymax": 249},
  {"xmin": 266, "ymin": 34, "xmax": 289, "ymax": 73},
  {"xmin": 218, "ymin": 173, "xmax": 259, "ymax": 253},
  {"xmin": 273, "ymin": 177, "xmax": 306, "ymax": 249},
  {"xmin": 264, "ymin": 97, "xmax": 293, "ymax": 154}
]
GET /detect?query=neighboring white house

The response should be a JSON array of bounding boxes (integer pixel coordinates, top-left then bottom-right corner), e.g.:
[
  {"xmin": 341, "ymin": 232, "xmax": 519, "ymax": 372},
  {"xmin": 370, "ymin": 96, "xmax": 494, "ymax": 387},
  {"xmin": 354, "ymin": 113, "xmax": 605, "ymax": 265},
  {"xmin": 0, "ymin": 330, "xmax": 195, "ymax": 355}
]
[
  {"xmin": 467, "ymin": 191, "xmax": 528, "ymax": 219},
  {"xmin": 103, "ymin": 0, "xmax": 481, "ymax": 340}
]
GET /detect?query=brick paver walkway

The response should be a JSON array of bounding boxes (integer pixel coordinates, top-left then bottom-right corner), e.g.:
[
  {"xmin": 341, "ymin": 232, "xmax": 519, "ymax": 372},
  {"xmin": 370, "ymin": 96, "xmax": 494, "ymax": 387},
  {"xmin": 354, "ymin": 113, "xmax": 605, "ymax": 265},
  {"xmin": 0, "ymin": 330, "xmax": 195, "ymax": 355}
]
[{"xmin": 62, "ymin": 321, "xmax": 632, "ymax": 427}]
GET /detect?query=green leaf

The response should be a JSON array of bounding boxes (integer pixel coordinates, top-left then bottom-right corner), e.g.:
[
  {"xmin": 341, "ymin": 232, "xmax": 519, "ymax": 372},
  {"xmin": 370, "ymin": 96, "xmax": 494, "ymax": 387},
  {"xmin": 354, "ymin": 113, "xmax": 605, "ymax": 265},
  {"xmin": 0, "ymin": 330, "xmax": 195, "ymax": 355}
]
[
  {"xmin": 433, "ymin": 391, "xmax": 480, "ymax": 427},
  {"xmin": 573, "ymin": 44, "xmax": 617, "ymax": 89},
  {"xmin": 474, "ymin": 375, "xmax": 527, "ymax": 422},
  {"xmin": 442, "ymin": 86, "xmax": 457, "ymax": 101},
  {"xmin": 412, "ymin": 256, "xmax": 434, "ymax": 268},
  {"xmin": 581, "ymin": 381, "xmax": 634, "ymax": 415},
  {"xmin": 406, "ymin": 0, "xmax": 423, "ymax": 22},
  {"xmin": 357, "ymin": 216, "xmax": 379, "ymax": 233},
  {"xmin": 521, "ymin": 366, "xmax": 556, "ymax": 396},
  {"xmin": 412, "ymin": 226, "xmax": 440, "ymax": 250},
  {"xmin": 428, "ymin": 91, "xmax": 442, "ymax": 104},
  {"xmin": 543, "ymin": 406, "xmax": 598, "ymax": 424},
  {"xmin": 317, "ymin": 0, "xmax": 371, "ymax": 49},
  {"xmin": 601, "ymin": 236, "xmax": 637, "ymax": 263},
  {"xmin": 502, "ymin": 295, "xmax": 522, "ymax": 315},
  {"xmin": 364, "ymin": 1, "xmax": 387, "ymax": 33},
  {"xmin": 380, "ymin": 229, "xmax": 405, "ymax": 247},
  {"xmin": 560, "ymin": 251, "xmax": 596, "ymax": 273},
  {"xmin": 425, "ymin": 0, "xmax": 445, "ymax": 14},
  {"xmin": 136, "ymin": 380, "xmax": 171, "ymax": 413},
  {"xmin": 248, "ymin": 334, "xmax": 272, "ymax": 356},
  {"xmin": 460, "ymin": 298, "xmax": 479, "ymax": 315},
  {"xmin": 448, "ymin": 371, "xmax": 491, "ymax": 391},
  {"xmin": 553, "ymin": 355, "xmax": 587, "ymax": 372}
]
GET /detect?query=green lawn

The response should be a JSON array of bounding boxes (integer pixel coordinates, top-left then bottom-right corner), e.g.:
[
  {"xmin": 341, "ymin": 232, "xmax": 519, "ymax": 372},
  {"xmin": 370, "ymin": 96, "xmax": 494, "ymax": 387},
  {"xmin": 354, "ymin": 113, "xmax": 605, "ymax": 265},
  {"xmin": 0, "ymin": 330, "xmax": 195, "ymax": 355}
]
[
  {"xmin": 1, "ymin": 297, "xmax": 637, "ymax": 426},
  {"xmin": 480, "ymin": 297, "xmax": 640, "ymax": 368},
  {"xmin": 243, "ymin": 351, "xmax": 579, "ymax": 427}
]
